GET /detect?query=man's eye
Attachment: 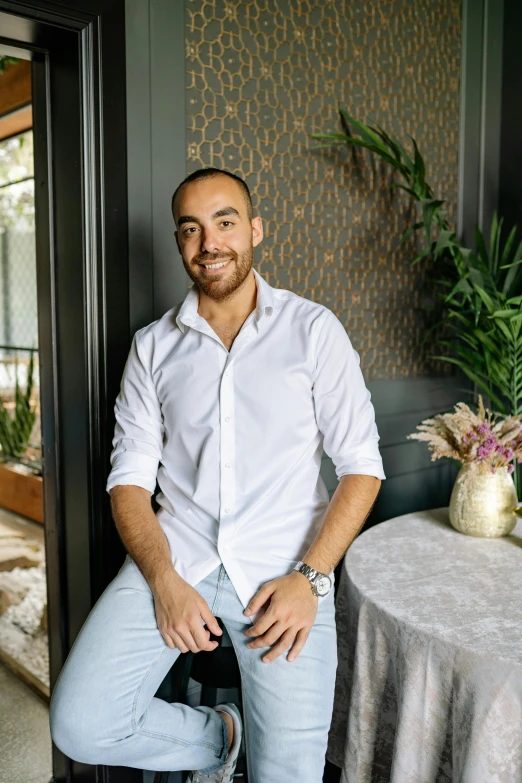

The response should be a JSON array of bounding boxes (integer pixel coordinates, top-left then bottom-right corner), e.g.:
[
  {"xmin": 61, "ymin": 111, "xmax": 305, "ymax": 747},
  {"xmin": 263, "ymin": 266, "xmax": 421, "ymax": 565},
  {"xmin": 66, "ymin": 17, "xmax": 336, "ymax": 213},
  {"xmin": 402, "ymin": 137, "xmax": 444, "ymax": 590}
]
[
  {"xmin": 221, "ymin": 221, "xmax": 233, "ymax": 227},
  {"xmin": 183, "ymin": 227, "xmax": 197, "ymax": 234}
]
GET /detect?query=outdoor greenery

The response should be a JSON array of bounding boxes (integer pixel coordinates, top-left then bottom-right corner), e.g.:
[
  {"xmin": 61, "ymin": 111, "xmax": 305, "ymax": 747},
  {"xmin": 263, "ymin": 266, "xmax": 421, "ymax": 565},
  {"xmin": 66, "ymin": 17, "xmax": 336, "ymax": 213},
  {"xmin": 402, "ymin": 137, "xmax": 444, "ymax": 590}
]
[
  {"xmin": 0, "ymin": 59, "xmax": 33, "ymax": 231},
  {"xmin": 0, "ymin": 350, "xmax": 37, "ymax": 461},
  {"xmin": 309, "ymin": 105, "xmax": 522, "ymax": 493},
  {"xmin": 0, "ymin": 131, "xmax": 34, "ymax": 230},
  {"xmin": 0, "ymin": 56, "xmax": 19, "ymax": 74},
  {"xmin": 0, "ymin": 123, "xmax": 38, "ymax": 466}
]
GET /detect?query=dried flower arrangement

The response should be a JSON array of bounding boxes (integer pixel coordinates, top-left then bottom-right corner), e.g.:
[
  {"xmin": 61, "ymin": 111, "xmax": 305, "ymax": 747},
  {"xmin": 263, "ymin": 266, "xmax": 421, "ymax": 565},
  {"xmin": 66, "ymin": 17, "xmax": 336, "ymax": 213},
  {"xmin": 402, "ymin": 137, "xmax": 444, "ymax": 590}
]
[{"xmin": 407, "ymin": 396, "xmax": 522, "ymax": 476}]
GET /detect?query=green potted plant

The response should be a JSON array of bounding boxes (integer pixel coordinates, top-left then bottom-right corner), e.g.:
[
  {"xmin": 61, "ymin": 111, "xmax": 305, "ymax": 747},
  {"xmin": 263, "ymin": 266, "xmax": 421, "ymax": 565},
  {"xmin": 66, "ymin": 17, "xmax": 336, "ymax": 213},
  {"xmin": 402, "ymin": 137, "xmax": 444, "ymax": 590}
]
[
  {"xmin": 309, "ymin": 106, "xmax": 522, "ymax": 498},
  {"xmin": 0, "ymin": 349, "xmax": 43, "ymax": 523}
]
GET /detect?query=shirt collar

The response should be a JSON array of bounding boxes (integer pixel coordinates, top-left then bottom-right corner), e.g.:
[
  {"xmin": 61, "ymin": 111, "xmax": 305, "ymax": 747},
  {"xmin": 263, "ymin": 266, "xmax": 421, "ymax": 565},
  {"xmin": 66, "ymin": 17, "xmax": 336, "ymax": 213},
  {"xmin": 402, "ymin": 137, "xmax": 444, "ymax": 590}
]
[{"xmin": 176, "ymin": 267, "xmax": 274, "ymax": 333}]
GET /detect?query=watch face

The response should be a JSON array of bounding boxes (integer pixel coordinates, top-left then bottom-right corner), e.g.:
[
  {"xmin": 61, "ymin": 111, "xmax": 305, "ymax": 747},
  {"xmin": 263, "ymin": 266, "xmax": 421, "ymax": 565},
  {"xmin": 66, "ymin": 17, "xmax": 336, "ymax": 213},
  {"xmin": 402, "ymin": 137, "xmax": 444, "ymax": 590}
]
[{"xmin": 315, "ymin": 575, "xmax": 331, "ymax": 596}]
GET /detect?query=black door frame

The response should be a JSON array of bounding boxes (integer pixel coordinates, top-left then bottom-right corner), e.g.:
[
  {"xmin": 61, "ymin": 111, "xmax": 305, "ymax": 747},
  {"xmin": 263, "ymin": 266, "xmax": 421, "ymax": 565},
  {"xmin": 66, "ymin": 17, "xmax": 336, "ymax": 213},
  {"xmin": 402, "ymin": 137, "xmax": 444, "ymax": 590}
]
[{"xmin": 0, "ymin": 2, "xmax": 138, "ymax": 781}]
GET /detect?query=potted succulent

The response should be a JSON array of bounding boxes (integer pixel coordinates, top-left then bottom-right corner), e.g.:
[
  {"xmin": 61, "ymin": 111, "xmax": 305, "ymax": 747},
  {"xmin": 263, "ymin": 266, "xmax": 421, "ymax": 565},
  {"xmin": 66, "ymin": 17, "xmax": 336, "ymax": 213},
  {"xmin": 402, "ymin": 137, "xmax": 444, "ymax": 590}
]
[
  {"xmin": 309, "ymin": 107, "xmax": 522, "ymax": 499},
  {"xmin": 0, "ymin": 349, "xmax": 43, "ymax": 523}
]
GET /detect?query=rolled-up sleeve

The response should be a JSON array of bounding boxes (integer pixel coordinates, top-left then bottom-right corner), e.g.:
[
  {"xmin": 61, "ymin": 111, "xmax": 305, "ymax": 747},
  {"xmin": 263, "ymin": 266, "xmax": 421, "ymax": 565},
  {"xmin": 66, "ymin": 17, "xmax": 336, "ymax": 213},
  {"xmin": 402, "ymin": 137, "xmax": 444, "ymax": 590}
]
[
  {"xmin": 312, "ymin": 309, "xmax": 386, "ymax": 481},
  {"xmin": 105, "ymin": 329, "xmax": 164, "ymax": 494}
]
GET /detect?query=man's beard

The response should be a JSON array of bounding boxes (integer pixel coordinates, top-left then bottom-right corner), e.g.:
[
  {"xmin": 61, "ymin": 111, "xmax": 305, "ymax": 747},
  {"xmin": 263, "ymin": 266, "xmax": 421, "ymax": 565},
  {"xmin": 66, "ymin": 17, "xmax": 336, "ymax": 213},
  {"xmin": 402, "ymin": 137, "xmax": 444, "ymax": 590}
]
[{"xmin": 182, "ymin": 244, "xmax": 254, "ymax": 302}]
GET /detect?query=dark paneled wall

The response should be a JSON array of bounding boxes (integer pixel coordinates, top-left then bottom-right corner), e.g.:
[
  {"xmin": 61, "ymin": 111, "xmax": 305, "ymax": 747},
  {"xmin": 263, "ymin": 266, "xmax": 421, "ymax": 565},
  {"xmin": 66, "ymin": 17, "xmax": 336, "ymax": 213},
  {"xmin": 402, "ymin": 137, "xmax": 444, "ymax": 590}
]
[{"xmin": 125, "ymin": 0, "xmax": 187, "ymax": 328}]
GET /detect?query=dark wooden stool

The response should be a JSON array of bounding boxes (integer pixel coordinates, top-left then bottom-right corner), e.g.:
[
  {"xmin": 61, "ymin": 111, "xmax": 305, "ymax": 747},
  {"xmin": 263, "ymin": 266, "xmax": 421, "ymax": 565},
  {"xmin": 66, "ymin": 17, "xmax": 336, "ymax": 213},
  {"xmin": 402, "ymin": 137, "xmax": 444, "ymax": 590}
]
[{"xmin": 153, "ymin": 617, "xmax": 247, "ymax": 782}]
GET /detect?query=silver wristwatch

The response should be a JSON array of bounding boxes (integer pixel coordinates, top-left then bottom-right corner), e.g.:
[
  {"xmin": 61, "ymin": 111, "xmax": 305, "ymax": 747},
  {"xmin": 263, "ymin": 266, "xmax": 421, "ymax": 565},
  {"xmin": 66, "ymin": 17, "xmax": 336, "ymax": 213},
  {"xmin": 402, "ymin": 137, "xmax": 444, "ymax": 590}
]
[{"xmin": 293, "ymin": 561, "xmax": 332, "ymax": 597}]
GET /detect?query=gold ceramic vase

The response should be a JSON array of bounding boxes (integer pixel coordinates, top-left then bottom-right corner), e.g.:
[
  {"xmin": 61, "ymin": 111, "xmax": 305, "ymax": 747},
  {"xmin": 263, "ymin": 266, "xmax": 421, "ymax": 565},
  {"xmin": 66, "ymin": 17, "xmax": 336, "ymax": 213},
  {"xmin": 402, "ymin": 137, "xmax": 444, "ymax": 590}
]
[{"xmin": 449, "ymin": 462, "xmax": 518, "ymax": 537}]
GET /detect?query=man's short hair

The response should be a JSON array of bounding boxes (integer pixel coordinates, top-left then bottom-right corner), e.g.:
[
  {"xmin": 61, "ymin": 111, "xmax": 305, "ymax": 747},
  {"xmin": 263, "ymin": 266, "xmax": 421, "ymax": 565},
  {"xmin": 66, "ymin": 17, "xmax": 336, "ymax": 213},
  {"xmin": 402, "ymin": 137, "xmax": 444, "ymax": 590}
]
[{"xmin": 171, "ymin": 168, "xmax": 253, "ymax": 223}]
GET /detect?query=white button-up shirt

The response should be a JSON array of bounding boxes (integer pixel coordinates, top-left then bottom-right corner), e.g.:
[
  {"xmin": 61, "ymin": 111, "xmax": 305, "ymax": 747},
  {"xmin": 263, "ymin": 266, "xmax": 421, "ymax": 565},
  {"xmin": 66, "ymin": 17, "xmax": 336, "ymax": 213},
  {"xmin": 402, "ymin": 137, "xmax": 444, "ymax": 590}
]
[{"xmin": 106, "ymin": 268, "xmax": 386, "ymax": 609}]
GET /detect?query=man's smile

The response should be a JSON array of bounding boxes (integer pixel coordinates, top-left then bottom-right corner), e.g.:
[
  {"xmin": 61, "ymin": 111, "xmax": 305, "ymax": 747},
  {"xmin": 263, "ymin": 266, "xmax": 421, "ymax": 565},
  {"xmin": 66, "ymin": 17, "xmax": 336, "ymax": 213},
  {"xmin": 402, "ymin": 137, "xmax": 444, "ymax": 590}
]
[{"xmin": 198, "ymin": 258, "xmax": 232, "ymax": 273}]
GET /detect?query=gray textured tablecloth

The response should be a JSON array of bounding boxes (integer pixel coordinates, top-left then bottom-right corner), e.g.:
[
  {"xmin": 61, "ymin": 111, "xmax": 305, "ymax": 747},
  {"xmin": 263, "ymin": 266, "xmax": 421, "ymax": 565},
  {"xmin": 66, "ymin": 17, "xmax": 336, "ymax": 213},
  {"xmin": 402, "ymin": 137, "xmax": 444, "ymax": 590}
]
[{"xmin": 326, "ymin": 507, "xmax": 522, "ymax": 783}]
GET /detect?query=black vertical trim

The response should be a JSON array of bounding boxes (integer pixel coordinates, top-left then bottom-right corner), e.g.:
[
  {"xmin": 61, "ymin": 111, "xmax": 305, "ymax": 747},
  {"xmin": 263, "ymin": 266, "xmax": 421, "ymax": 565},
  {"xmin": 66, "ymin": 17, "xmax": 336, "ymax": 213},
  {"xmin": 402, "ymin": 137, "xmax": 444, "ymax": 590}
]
[
  {"xmin": 458, "ymin": 0, "xmax": 504, "ymax": 245},
  {"xmin": 478, "ymin": 0, "xmax": 503, "ymax": 238},
  {"xmin": 457, "ymin": 0, "xmax": 484, "ymax": 246},
  {"xmin": 498, "ymin": 0, "xmax": 522, "ymax": 236},
  {"xmin": 32, "ymin": 45, "xmax": 69, "ymax": 783}
]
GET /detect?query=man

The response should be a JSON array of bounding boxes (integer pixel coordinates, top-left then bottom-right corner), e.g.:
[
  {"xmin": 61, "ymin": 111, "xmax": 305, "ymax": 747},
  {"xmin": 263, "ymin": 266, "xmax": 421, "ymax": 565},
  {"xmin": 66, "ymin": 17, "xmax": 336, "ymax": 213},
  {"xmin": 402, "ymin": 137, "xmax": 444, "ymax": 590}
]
[{"xmin": 49, "ymin": 167, "xmax": 385, "ymax": 782}]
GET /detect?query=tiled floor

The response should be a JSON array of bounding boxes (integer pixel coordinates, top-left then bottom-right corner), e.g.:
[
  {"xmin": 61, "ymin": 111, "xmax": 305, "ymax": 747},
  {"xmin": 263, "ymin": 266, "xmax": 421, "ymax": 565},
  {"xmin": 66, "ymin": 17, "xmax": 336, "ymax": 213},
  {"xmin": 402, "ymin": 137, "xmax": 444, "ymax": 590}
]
[{"xmin": 0, "ymin": 661, "xmax": 52, "ymax": 783}]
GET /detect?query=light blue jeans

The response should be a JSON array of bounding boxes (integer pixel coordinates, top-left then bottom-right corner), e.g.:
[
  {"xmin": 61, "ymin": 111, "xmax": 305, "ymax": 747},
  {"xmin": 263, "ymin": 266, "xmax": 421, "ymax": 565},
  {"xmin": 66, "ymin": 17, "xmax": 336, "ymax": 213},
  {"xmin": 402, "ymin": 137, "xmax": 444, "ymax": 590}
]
[{"xmin": 49, "ymin": 554, "xmax": 338, "ymax": 781}]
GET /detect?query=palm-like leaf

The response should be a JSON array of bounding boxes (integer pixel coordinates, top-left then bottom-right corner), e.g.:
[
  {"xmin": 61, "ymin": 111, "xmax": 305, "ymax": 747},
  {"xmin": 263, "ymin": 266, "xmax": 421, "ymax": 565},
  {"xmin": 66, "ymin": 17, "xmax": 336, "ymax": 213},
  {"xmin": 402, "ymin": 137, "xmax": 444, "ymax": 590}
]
[{"xmin": 309, "ymin": 107, "xmax": 522, "ymax": 491}]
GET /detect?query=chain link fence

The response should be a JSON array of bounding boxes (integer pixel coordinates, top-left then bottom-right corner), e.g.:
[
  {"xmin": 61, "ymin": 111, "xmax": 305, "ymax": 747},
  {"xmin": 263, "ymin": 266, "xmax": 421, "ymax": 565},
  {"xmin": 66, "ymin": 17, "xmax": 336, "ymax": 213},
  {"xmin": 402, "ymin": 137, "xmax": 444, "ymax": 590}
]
[
  {"xmin": 0, "ymin": 226, "xmax": 38, "ymax": 349},
  {"xmin": 0, "ymin": 131, "xmax": 40, "ymax": 469}
]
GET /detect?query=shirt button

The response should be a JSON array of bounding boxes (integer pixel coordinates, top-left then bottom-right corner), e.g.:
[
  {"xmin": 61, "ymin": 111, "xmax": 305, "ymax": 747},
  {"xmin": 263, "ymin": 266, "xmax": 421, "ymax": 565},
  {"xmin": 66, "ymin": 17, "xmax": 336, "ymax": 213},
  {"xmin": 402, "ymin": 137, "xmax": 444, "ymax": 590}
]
[
  {"xmin": 224, "ymin": 508, "xmax": 231, "ymax": 514},
  {"xmin": 225, "ymin": 463, "xmax": 231, "ymax": 468},
  {"xmin": 225, "ymin": 417, "xmax": 231, "ymax": 422}
]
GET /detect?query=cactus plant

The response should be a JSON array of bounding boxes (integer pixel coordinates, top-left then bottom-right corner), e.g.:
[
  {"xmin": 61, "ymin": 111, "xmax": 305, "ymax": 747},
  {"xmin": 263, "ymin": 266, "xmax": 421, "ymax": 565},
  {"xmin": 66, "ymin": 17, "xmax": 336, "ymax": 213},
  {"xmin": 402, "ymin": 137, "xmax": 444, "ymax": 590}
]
[{"xmin": 0, "ymin": 349, "xmax": 37, "ymax": 461}]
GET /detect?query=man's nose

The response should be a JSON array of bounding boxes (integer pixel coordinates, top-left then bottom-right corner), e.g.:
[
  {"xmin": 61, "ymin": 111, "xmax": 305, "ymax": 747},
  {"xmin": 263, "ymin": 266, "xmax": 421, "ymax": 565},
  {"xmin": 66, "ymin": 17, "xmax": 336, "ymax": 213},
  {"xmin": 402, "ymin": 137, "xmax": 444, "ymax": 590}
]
[{"xmin": 200, "ymin": 226, "xmax": 223, "ymax": 255}]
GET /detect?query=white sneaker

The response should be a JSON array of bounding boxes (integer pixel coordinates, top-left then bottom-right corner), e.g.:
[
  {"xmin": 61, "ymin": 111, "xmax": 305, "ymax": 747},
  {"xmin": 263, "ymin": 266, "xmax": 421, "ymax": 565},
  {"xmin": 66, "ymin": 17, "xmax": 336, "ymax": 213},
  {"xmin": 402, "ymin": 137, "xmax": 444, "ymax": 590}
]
[{"xmin": 185, "ymin": 702, "xmax": 243, "ymax": 783}]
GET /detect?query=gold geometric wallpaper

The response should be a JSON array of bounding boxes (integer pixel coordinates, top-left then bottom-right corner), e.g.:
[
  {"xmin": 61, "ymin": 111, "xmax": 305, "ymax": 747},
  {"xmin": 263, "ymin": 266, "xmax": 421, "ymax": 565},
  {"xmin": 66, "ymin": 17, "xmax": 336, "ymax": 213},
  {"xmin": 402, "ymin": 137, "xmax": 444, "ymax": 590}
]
[{"xmin": 185, "ymin": 0, "xmax": 462, "ymax": 379}]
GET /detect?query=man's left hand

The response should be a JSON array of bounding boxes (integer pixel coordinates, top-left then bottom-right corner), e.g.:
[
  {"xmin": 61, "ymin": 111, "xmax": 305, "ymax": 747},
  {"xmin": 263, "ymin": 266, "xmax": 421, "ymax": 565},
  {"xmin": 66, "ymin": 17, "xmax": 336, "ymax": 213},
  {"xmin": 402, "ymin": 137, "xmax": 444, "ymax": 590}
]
[{"xmin": 242, "ymin": 571, "xmax": 318, "ymax": 663}]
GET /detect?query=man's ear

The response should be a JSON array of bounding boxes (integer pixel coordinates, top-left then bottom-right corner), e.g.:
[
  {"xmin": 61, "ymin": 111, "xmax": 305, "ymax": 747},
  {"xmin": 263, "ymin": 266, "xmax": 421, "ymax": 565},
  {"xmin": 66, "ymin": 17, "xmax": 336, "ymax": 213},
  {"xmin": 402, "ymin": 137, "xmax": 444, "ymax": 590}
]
[
  {"xmin": 252, "ymin": 216, "xmax": 263, "ymax": 248},
  {"xmin": 174, "ymin": 229, "xmax": 181, "ymax": 255}
]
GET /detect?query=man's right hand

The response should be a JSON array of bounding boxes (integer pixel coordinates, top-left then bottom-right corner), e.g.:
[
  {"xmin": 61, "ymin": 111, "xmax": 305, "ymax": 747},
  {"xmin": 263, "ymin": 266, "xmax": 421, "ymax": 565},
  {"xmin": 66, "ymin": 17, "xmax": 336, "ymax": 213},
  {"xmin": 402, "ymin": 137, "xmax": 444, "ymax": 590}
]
[{"xmin": 152, "ymin": 569, "xmax": 222, "ymax": 653}]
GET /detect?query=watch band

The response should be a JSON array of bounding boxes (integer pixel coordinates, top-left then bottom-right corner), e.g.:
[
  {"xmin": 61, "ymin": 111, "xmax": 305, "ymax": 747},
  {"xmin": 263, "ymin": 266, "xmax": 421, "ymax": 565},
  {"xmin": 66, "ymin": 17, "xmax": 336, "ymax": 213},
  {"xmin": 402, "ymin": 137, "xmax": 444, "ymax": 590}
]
[
  {"xmin": 293, "ymin": 560, "xmax": 332, "ymax": 597},
  {"xmin": 295, "ymin": 561, "xmax": 319, "ymax": 581}
]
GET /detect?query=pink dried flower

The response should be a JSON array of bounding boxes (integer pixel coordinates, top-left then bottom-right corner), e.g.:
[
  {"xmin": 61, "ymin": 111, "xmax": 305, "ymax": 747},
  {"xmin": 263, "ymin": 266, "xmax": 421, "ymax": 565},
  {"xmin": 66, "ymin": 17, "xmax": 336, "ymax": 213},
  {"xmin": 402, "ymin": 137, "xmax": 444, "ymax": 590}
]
[
  {"xmin": 477, "ymin": 437, "xmax": 498, "ymax": 459},
  {"xmin": 406, "ymin": 394, "xmax": 522, "ymax": 475}
]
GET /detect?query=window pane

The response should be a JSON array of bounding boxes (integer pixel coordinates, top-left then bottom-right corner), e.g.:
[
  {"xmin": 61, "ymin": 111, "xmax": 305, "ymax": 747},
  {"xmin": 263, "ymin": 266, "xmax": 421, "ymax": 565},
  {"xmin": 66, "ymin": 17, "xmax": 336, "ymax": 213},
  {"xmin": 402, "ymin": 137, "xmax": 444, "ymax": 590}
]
[{"xmin": 0, "ymin": 130, "xmax": 34, "ymax": 188}]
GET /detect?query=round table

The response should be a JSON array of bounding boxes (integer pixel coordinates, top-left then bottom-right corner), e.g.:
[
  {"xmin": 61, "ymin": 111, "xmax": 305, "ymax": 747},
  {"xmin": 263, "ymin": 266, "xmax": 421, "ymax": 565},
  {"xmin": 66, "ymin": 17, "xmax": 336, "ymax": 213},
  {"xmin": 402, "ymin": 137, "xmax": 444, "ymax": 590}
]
[{"xmin": 326, "ymin": 507, "xmax": 522, "ymax": 783}]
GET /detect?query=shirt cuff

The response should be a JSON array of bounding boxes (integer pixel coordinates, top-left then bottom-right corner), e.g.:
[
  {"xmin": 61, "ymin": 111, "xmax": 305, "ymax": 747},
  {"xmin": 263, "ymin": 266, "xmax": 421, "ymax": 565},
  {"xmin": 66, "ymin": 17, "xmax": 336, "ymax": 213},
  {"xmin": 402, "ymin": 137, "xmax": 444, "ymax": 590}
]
[
  {"xmin": 333, "ymin": 439, "xmax": 386, "ymax": 481},
  {"xmin": 105, "ymin": 451, "xmax": 159, "ymax": 494},
  {"xmin": 336, "ymin": 465, "xmax": 386, "ymax": 481}
]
